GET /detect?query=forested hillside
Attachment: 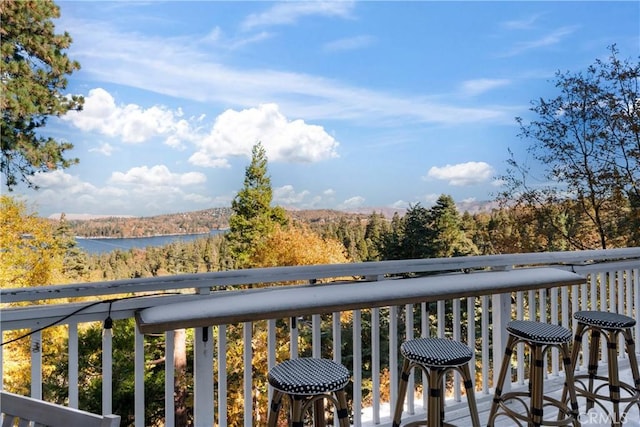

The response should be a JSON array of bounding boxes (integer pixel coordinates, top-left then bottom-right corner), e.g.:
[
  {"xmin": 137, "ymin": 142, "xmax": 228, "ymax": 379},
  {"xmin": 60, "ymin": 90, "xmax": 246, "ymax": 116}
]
[
  {"xmin": 60, "ymin": 207, "xmax": 374, "ymax": 238},
  {"xmin": 62, "ymin": 208, "xmax": 231, "ymax": 237}
]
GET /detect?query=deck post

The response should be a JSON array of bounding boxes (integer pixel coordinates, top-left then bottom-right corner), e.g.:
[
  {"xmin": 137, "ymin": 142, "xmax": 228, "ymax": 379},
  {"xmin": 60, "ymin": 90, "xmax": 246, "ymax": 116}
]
[
  {"xmin": 194, "ymin": 325, "xmax": 214, "ymax": 426},
  {"xmin": 492, "ymin": 292, "xmax": 511, "ymax": 394}
]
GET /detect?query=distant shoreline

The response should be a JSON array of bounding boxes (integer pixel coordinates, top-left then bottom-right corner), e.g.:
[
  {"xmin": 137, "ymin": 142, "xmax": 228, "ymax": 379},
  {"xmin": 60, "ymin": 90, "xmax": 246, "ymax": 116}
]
[
  {"xmin": 75, "ymin": 230, "xmax": 229, "ymax": 240},
  {"xmin": 75, "ymin": 230, "xmax": 228, "ymax": 255}
]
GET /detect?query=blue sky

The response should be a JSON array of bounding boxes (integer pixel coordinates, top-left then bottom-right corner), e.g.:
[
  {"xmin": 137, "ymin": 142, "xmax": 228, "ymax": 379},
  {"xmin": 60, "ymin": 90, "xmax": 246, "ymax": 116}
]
[{"xmin": 11, "ymin": 1, "xmax": 640, "ymax": 218}]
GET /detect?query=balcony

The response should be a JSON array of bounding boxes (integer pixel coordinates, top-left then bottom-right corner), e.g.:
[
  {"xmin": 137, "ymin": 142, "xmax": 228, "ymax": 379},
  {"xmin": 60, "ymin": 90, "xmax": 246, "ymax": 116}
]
[{"xmin": 2, "ymin": 248, "xmax": 639, "ymax": 426}]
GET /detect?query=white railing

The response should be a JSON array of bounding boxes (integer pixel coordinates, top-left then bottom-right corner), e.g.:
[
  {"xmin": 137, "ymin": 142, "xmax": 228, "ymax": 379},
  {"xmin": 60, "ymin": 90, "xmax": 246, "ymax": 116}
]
[{"xmin": 1, "ymin": 248, "xmax": 639, "ymax": 426}]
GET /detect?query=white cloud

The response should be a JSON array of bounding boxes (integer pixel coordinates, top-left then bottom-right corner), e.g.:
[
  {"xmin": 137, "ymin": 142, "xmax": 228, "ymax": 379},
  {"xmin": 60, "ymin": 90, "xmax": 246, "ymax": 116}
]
[
  {"xmin": 323, "ymin": 35, "xmax": 374, "ymax": 52},
  {"xmin": 22, "ymin": 167, "xmax": 214, "ymax": 217},
  {"xmin": 459, "ymin": 79, "xmax": 510, "ymax": 97},
  {"xmin": 30, "ymin": 169, "xmax": 98, "ymax": 193},
  {"xmin": 63, "ymin": 88, "xmax": 195, "ymax": 147},
  {"xmin": 501, "ymin": 14, "xmax": 544, "ymax": 30},
  {"xmin": 189, "ymin": 103, "xmax": 339, "ymax": 167},
  {"xmin": 339, "ymin": 196, "xmax": 365, "ymax": 210},
  {"xmin": 62, "ymin": 19, "xmax": 510, "ymax": 126},
  {"xmin": 391, "ymin": 199, "xmax": 409, "ymax": 210},
  {"xmin": 89, "ymin": 142, "xmax": 115, "ymax": 156},
  {"xmin": 421, "ymin": 193, "xmax": 441, "ymax": 205},
  {"xmin": 241, "ymin": 1, "xmax": 354, "ymax": 30},
  {"xmin": 426, "ymin": 162, "xmax": 494, "ymax": 186},
  {"xmin": 501, "ymin": 26, "xmax": 578, "ymax": 57},
  {"xmin": 25, "ymin": 170, "xmax": 128, "ymax": 215},
  {"xmin": 183, "ymin": 193, "xmax": 213, "ymax": 204},
  {"xmin": 109, "ymin": 165, "xmax": 206, "ymax": 187},
  {"xmin": 273, "ymin": 185, "xmax": 310, "ymax": 205}
]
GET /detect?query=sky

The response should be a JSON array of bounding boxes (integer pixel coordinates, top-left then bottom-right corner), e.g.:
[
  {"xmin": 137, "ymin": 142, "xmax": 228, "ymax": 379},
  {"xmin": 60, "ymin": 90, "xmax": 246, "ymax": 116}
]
[{"xmin": 8, "ymin": 1, "xmax": 640, "ymax": 218}]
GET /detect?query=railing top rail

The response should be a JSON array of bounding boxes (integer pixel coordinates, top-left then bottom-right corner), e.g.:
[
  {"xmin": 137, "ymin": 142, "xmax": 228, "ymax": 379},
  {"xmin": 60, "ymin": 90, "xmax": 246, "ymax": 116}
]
[
  {"xmin": 135, "ymin": 267, "xmax": 585, "ymax": 333},
  {"xmin": 1, "ymin": 247, "xmax": 639, "ymax": 304}
]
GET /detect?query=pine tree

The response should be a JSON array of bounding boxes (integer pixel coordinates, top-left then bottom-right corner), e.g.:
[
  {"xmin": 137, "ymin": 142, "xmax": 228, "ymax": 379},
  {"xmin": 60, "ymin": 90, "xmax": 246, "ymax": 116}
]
[
  {"xmin": 226, "ymin": 142, "xmax": 287, "ymax": 268},
  {"xmin": 427, "ymin": 195, "xmax": 478, "ymax": 257},
  {"xmin": 1, "ymin": 0, "xmax": 83, "ymax": 189},
  {"xmin": 380, "ymin": 212, "xmax": 405, "ymax": 260},
  {"xmin": 400, "ymin": 203, "xmax": 431, "ymax": 259},
  {"xmin": 54, "ymin": 213, "xmax": 88, "ymax": 281}
]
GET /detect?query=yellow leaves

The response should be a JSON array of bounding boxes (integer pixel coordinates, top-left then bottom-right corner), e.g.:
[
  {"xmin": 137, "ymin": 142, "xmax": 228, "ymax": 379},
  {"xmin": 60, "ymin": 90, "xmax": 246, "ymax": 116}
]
[
  {"xmin": 252, "ymin": 224, "xmax": 349, "ymax": 268},
  {"xmin": 0, "ymin": 195, "xmax": 65, "ymax": 289}
]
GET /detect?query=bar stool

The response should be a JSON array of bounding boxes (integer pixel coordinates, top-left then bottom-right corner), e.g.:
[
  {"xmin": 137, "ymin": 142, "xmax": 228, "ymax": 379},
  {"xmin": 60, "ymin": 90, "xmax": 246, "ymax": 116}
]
[
  {"xmin": 391, "ymin": 337, "xmax": 480, "ymax": 427},
  {"xmin": 267, "ymin": 357, "xmax": 351, "ymax": 427},
  {"xmin": 488, "ymin": 320, "xmax": 580, "ymax": 427},
  {"xmin": 561, "ymin": 311, "xmax": 640, "ymax": 426}
]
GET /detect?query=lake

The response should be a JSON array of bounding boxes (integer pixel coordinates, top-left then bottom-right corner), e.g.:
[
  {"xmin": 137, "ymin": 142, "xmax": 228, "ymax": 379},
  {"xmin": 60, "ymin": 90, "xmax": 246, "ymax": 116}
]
[{"xmin": 76, "ymin": 230, "xmax": 225, "ymax": 255}]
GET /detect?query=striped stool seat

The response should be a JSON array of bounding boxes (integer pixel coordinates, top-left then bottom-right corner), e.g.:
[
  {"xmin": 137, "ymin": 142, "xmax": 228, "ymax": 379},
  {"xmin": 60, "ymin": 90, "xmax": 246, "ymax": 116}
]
[
  {"xmin": 561, "ymin": 311, "xmax": 640, "ymax": 427},
  {"xmin": 507, "ymin": 319, "xmax": 573, "ymax": 344},
  {"xmin": 267, "ymin": 358, "xmax": 351, "ymax": 427},
  {"xmin": 401, "ymin": 337, "xmax": 473, "ymax": 367},
  {"xmin": 488, "ymin": 321, "xmax": 579, "ymax": 427},
  {"xmin": 392, "ymin": 338, "xmax": 480, "ymax": 427},
  {"xmin": 573, "ymin": 310, "xmax": 636, "ymax": 329},
  {"xmin": 268, "ymin": 358, "xmax": 350, "ymax": 395}
]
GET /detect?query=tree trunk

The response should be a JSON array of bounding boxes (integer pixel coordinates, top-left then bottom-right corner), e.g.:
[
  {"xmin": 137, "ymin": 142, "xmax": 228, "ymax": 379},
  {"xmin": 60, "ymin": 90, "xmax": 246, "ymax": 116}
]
[{"xmin": 174, "ymin": 329, "xmax": 189, "ymax": 426}]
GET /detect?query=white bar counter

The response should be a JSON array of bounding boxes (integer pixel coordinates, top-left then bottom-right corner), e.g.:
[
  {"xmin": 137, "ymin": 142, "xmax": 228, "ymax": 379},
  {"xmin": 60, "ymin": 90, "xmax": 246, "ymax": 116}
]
[{"xmin": 136, "ymin": 267, "xmax": 585, "ymax": 333}]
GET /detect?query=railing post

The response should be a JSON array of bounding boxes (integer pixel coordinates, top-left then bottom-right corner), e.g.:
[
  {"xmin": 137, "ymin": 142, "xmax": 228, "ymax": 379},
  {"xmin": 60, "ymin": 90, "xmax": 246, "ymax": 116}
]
[
  {"xmin": 243, "ymin": 322, "xmax": 252, "ymax": 427},
  {"xmin": 217, "ymin": 325, "xmax": 228, "ymax": 427},
  {"xmin": 102, "ymin": 326, "xmax": 113, "ymax": 414},
  {"xmin": 164, "ymin": 330, "xmax": 175, "ymax": 427},
  {"xmin": 0, "ymin": 326, "xmax": 3, "ymax": 391},
  {"xmin": 194, "ymin": 325, "xmax": 214, "ymax": 426},
  {"xmin": 352, "ymin": 309, "xmax": 362, "ymax": 426},
  {"xmin": 68, "ymin": 322, "xmax": 79, "ymax": 408},
  {"xmin": 389, "ymin": 305, "xmax": 398, "ymax": 414},
  {"xmin": 492, "ymin": 293, "xmax": 511, "ymax": 393},
  {"xmin": 135, "ymin": 324, "xmax": 145, "ymax": 427},
  {"xmin": 30, "ymin": 330, "xmax": 42, "ymax": 400}
]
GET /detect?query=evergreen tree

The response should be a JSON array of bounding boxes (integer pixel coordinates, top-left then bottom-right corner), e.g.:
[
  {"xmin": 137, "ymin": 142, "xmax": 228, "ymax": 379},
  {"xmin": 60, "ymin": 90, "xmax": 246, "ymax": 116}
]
[
  {"xmin": 380, "ymin": 212, "xmax": 405, "ymax": 260},
  {"xmin": 1, "ymin": 0, "xmax": 83, "ymax": 189},
  {"xmin": 54, "ymin": 213, "xmax": 88, "ymax": 281},
  {"xmin": 427, "ymin": 195, "xmax": 478, "ymax": 257},
  {"xmin": 226, "ymin": 142, "xmax": 287, "ymax": 268},
  {"xmin": 400, "ymin": 203, "xmax": 431, "ymax": 259},
  {"xmin": 363, "ymin": 211, "xmax": 388, "ymax": 261}
]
